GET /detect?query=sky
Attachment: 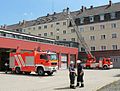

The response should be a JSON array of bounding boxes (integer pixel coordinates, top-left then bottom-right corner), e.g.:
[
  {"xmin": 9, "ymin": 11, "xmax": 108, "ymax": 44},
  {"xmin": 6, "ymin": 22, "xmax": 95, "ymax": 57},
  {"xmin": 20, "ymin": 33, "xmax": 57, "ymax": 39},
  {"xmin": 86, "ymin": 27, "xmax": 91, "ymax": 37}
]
[{"xmin": 0, "ymin": 0, "xmax": 120, "ymax": 25}]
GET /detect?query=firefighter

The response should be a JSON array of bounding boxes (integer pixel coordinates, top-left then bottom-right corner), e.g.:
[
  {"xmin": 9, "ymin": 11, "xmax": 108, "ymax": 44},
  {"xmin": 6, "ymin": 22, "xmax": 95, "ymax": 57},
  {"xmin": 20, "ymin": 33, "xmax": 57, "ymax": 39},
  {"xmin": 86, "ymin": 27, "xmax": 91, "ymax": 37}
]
[
  {"xmin": 69, "ymin": 61, "xmax": 76, "ymax": 89},
  {"xmin": 76, "ymin": 60, "xmax": 84, "ymax": 88},
  {"xmin": 5, "ymin": 62, "xmax": 9, "ymax": 74}
]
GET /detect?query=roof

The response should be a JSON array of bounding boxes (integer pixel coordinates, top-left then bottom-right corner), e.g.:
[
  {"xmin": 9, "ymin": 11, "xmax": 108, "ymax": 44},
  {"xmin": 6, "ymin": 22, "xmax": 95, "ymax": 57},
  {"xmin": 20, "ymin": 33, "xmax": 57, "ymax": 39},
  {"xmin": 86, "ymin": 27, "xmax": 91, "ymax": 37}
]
[{"xmin": 7, "ymin": 2, "xmax": 120, "ymax": 30}]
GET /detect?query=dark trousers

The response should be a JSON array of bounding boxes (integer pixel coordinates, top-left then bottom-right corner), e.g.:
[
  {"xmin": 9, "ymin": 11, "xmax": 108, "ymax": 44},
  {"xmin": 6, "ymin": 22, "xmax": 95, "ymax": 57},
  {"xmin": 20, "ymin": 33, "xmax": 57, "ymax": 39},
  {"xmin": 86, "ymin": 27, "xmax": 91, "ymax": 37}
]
[
  {"xmin": 69, "ymin": 73, "xmax": 75, "ymax": 86},
  {"xmin": 77, "ymin": 73, "xmax": 84, "ymax": 86}
]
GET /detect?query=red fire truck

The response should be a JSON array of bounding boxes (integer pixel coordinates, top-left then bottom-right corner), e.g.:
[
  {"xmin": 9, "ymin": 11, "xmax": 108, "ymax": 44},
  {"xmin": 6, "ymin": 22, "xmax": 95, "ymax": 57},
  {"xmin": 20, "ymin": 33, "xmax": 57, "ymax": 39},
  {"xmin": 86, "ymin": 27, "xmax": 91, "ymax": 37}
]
[
  {"xmin": 9, "ymin": 51, "xmax": 58, "ymax": 76},
  {"xmin": 84, "ymin": 54, "xmax": 113, "ymax": 69}
]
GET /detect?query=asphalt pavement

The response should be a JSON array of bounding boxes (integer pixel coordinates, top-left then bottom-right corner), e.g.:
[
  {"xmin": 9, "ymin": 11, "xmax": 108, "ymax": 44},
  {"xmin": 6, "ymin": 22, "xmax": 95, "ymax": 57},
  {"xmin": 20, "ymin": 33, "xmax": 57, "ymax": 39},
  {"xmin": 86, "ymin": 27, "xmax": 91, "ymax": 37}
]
[{"xmin": 0, "ymin": 69, "xmax": 120, "ymax": 91}]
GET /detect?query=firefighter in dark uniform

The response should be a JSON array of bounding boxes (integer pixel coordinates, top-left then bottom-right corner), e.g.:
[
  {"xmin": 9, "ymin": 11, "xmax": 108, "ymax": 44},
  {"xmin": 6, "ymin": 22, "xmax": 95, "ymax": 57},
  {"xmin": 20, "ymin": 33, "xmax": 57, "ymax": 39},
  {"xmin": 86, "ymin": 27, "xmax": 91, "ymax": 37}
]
[
  {"xmin": 69, "ymin": 61, "xmax": 76, "ymax": 89},
  {"xmin": 5, "ymin": 62, "xmax": 9, "ymax": 74},
  {"xmin": 76, "ymin": 60, "xmax": 84, "ymax": 87}
]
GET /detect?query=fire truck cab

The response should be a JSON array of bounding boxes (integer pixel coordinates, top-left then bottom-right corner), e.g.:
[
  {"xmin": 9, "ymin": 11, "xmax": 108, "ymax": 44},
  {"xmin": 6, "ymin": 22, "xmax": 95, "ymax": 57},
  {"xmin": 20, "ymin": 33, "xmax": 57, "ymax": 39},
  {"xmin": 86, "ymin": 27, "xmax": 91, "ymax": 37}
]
[{"xmin": 9, "ymin": 51, "xmax": 58, "ymax": 76}]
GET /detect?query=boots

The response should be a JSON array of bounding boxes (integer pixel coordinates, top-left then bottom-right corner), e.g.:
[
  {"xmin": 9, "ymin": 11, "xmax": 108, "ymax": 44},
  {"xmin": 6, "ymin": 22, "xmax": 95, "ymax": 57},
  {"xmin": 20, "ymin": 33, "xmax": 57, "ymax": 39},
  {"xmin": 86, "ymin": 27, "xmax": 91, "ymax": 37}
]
[
  {"xmin": 76, "ymin": 83, "xmax": 79, "ymax": 87},
  {"xmin": 80, "ymin": 83, "xmax": 84, "ymax": 88},
  {"xmin": 70, "ymin": 85, "xmax": 76, "ymax": 89}
]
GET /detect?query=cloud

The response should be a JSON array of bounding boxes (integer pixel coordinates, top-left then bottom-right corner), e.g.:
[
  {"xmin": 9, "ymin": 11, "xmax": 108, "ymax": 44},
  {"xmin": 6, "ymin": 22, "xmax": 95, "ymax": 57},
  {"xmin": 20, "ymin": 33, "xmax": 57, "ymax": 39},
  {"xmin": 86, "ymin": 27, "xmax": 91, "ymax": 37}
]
[
  {"xmin": 23, "ymin": 12, "xmax": 33, "ymax": 16},
  {"xmin": 23, "ymin": 13, "xmax": 28, "ymax": 16}
]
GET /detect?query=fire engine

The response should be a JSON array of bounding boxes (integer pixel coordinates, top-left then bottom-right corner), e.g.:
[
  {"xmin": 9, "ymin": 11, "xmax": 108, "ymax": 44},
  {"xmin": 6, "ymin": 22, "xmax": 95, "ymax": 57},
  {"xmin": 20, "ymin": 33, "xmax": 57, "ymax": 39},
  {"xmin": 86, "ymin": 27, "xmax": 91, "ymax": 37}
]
[
  {"xmin": 66, "ymin": 8, "xmax": 113, "ymax": 69},
  {"xmin": 84, "ymin": 54, "xmax": 113, "ymax": 69},
  {"xmin": 9, "ymin": 50, "xmax": 58, "ymax": 76}
]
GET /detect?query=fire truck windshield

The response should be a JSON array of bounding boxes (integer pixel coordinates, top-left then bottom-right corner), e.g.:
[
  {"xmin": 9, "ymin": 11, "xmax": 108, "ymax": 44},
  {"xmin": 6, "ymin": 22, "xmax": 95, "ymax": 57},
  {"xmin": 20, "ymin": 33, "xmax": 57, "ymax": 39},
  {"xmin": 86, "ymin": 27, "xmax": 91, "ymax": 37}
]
[{"xmin": 48, "ymin": 54, "xmax": 57, "ymax": 60}]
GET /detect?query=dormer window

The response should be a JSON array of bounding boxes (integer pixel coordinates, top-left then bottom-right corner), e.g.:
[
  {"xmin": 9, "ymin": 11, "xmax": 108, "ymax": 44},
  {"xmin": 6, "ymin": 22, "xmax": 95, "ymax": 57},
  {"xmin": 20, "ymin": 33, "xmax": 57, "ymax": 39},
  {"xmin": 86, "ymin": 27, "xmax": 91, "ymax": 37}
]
[
  {"xmin": 100, "ymin": 14, "xmax": 104, "ymax": 21},
  {"xmin": 80, "ymin": 17, "xmax": 84, "ymax": 24},
  {"xmin": 110, "ymin": 12, "xmax": 116, "ymax": 19},
  {"xmin": 89, "ymin": 16, "xmax": 94, "ymax": 22}
]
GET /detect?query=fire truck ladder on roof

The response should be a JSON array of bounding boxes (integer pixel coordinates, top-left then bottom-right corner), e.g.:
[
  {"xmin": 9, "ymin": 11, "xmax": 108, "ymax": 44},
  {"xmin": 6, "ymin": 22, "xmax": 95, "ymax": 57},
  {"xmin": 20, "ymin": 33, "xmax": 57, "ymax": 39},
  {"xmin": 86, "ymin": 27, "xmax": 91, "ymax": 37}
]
[{"xmin": 67, "ymin": 11, "xmax": 93, "ymax": 58}]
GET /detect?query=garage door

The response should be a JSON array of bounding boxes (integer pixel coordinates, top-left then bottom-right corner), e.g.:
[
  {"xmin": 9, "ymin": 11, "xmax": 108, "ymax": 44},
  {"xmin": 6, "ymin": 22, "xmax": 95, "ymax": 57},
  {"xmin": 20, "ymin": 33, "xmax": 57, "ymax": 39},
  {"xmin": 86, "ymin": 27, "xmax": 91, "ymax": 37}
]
[
  {"xmin": 61, "ymin": 54, "xmax": 67, "ymax": 69},
  {"xmin": 110, "ymin": 56, "xmax": 120, "ymax": 68}
]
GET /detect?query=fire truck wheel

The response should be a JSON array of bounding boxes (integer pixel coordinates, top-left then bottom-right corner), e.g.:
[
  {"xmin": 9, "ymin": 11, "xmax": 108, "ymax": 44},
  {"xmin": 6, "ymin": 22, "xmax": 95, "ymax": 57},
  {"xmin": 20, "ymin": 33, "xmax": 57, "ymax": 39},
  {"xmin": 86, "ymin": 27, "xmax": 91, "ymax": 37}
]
[
  {"xmin": 103, "ymin": 65, "xmax": 108, "ymax": 70},
  {"xmin": 37, "ymin": 67, "xmax": 45, "ymax": 76},
  {"xmin": 15, "ymin": 67, "xmax": 21, "ymax": 74},
  {"xmin": 47, "ymin": 72, "xmax": 53, "ymax": 76}
]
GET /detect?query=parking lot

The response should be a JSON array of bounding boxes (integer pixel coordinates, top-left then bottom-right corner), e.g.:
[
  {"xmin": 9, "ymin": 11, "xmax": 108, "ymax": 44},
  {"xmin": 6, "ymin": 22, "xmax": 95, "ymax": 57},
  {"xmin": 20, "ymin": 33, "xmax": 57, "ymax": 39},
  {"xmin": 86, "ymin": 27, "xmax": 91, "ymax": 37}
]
[{"xmin": 0, "ymin": 69, "xmax": 120, "ymax": 91}]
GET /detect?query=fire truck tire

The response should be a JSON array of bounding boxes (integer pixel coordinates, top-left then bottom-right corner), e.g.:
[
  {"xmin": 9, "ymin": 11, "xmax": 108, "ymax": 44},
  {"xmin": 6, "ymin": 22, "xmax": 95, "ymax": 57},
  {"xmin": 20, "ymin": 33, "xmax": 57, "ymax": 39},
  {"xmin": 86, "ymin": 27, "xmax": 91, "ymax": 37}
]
[
  {"xmin": 103, "ymin": 65, "xmax": 108, "ymax": 70},
  {"xmin": 47, "ymin": 72, "xmax": 53, "ymax": 76},
  {"xmin": 15, "ymin": 67, "xmax": 21, "ymax": 74},
  {"xmin": 37, "ymin": 67, "xmax": 45, "ymax": 76}
]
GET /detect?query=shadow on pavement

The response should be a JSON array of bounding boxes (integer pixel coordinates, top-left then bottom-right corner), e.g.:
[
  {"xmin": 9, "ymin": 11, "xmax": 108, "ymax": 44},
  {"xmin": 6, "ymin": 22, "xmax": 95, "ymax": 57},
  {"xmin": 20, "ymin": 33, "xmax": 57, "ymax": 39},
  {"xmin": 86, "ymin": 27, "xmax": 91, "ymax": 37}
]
[
  {"xmin": 54, "ymin": 87, "xmax": 71, "ymax": 90},
  {"xmin": 114, "ymin": 74, "xmax": 120, "ymax": 77},
  {"xmin": 0, "ymin": 72, "xmax": 54, "ymax": 77}
]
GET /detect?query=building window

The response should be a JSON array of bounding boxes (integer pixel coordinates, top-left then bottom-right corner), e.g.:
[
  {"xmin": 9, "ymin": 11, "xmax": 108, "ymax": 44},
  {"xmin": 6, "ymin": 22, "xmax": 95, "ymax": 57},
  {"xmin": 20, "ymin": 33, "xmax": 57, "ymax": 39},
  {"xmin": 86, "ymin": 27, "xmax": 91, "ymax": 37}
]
[
  {"xmin": 38, "ymin": 34, "xmax": 41, "ymax": 37},
  {"xmin": 63, "ymin": 39, "xmax": 66, "ymax": 41},
  {"xmin": 33, "ymin": 27, "xmax": 35, "ymax": 30},
  {"xmin": 51, "ymin": 24, "xmax": 53, "ymax": 28},
  {"xmin": 71, "ymin": 38, "xmax": 75, "ymax": 42},
  {"xmin": 38, "ymin": 26, "xmax": 41, "ymax": 30},
  {"xmin": 81, "ymin": 47, "xmax": 85, "ymax": 52},
  {"xmin": 44, "ymin": 33, "xmax": 47, "ymax": 36},
  {"xmin": 101, "ymin": 35, "xmax": 106, "ymax": 40},
  {"xmin": 111, "ymin": 23, "xmax": 116, "ymax": 28},
  {"xmin": 91, "ymin": 46, "xmax": 95, "ymax": 51},
  {"xmin": 101, "ymin": 46, "xmax": 106, "ymax": 50},
  {"xmin": 112, "ymin": 45, "xmax": 117, "ymax": 50},
  {"xmin": 89, "ymin": 16, "xmax": 94, "ymax": 22},
  {"xmin": 56, "ymin": 22, "xmax": 60, "ymax": 25},
  {"xmin": 56, "ymin": 29, "xmax": 60, "ymax": 33},
  {"xmin": 112, "ymin": 33, "xmax": 117, "ymax": 38},
  {"xmin": 63, "ymin": 30, "xmax": 66, "ymax": 34},
  {"xmin": 28, "ymin": 28, "xmax": 31, "ymax": 30},
  {"xmin": 90, "ymin": 36, "xmax": 95, "ymax": 40},
  {"xmin": 90, "ymin": 26, "xmax": 94, "ymax": 31},
  {"xmin": 80, "ymin": 18, "xmax": 84, "ymax": 24},
  {"xmin": 110, "ymin": 12, "xmax": 116, "ymax": 19},
  {"xmin": 50, "ymin": 32, "xmax": 53, "ymax": 36},
  {"xmin": 56, "ymin": 36, "xmax": 59, "ymax": 40},
  {"xmin": 44, "ymin": 25, "xmax": 47, "ymax": 29},
  {"xmin": 80, "ymin": 27, "xmax": 84, "ymax": 32},
  {"xmin": 100, "ymin": 14, "xmax": 104, "ymax": 21},
  {"xmin": 63, "ymin": 22, "xmax": 66, "ymax": 25},
  {"xmin": 100, "ymin": 25, "xmax": 105, "ymax": 30},
  {"xmin": 71, "ymin": 29, "xmax": 75, "ymax": 33}
]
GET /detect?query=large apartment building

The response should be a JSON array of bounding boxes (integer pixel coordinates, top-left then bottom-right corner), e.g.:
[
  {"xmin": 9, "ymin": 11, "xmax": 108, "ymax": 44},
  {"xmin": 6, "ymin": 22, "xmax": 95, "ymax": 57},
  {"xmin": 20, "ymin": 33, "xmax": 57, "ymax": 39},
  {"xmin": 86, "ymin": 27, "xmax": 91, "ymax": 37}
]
[{"xmin": 4, "ymin": 1, "xmax": 120, "ymax": 67}]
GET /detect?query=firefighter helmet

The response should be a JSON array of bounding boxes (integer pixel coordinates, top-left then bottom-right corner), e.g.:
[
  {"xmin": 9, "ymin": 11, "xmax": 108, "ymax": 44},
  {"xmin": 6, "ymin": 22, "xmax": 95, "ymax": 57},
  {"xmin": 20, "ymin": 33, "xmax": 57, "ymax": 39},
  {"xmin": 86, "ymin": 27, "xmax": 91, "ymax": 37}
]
[
  {"xmin": 70, "ymin": 61, "xmax": 74, "ymax": 64},
  {"xmin": 77, "ymin": 60, "xmax": 81, "ymax": 63}
]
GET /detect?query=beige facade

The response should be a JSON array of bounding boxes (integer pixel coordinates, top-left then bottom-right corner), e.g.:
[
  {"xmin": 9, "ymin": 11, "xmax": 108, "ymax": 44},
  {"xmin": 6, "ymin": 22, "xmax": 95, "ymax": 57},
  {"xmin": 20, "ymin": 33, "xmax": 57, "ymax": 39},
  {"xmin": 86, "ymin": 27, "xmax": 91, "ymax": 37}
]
[{"xmin": 22, "ymin": 19, "xmax": 120, "ymax": 51}]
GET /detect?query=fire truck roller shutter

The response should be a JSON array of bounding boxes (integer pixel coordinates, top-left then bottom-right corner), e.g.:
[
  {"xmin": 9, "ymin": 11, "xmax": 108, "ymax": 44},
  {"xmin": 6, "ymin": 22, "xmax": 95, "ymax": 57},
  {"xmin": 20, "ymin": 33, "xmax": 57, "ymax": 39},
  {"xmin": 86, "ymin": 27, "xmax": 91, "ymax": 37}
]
[{"xmin": 25, "ymin": 56, "xmax": 34, "ymax": 66}]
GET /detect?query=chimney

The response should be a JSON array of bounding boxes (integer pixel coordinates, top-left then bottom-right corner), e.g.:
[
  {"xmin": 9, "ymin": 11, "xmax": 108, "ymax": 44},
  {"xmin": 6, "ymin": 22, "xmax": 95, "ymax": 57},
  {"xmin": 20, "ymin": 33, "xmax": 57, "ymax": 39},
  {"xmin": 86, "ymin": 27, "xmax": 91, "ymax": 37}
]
[
  {"xmin": 81, "ymin": 6, "xmax": 85, "ymax": 12},
  {"xmin": 23, "ymin": 20, "xmax": 26, "ymax": 25},
  {"xmin": 90, "ymin": 5, "xmax": 93, "ymax": 9},
  {"xmin": 109, "ymin": 0, "xmax": 112, "ymax": 6},
  {"xmin": 53, "ymin": 12, "xmax": 56, "ymax": 15},
  {"xmin": 47, "ymin": 13, "xmax": 49, "ymax": 16},
  {"xmin": 3, "ymin": 24, "xmax": 7, "ymax": 29},
  {"xmin": 19, "ymin": 21, "xmax": 22, "ymax": 25}
]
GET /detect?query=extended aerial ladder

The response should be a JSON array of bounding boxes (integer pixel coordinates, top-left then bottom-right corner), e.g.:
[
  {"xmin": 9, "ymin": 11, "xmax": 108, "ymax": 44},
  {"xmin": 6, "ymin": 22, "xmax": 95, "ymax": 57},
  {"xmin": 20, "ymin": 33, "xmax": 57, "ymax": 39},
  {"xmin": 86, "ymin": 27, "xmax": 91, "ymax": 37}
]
[
  {"xmin": 66, "ymin": 9, "xmax": 94, "ymax": 59},
  {"xmin": 62, "ymin": 8, "xmax": 113, "ymax": 69}
]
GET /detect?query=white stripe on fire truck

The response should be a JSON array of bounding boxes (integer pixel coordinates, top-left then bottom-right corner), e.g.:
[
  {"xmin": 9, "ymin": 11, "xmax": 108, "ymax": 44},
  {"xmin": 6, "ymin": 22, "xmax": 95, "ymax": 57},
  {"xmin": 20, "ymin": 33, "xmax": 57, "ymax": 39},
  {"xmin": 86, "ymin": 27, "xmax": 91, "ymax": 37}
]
[
  {"xmin": 18, "ymin": 55, "xmax": 25, "ymax": 67},
  {"xmin": 14, "ymin": 55, "xmax": 21, "ymax": 67}
]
